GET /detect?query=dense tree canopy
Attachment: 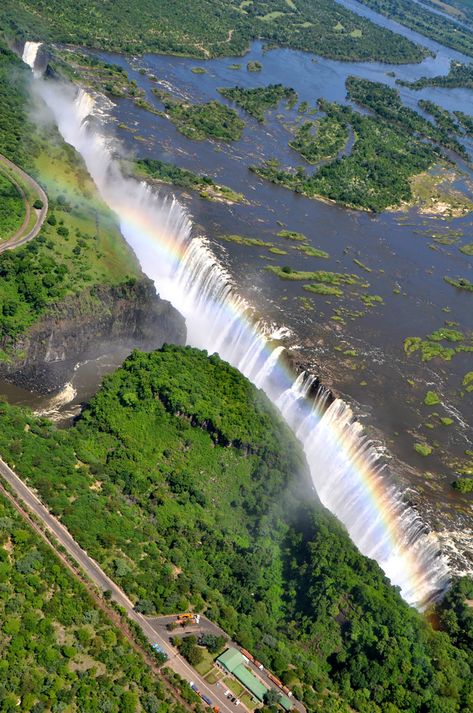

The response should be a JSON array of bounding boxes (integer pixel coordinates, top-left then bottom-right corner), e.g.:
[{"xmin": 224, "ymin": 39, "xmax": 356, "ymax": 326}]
[{"xmin": 0, "ymin": 346, "xmax": 471, "ymax": 711}]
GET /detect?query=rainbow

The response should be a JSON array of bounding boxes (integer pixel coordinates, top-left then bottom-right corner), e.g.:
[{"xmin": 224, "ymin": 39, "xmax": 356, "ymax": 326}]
[{"xmin": 33, "ymin": 77, "xmax": 450, "ymax": 607}]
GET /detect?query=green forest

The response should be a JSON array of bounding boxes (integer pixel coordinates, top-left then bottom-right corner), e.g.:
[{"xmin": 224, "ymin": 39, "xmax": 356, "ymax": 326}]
[
  {"xmin": 218, "ymin": 84, "xmax": 298, "ymax": 123},
  {"xmin": 346, "ymin": 77, "xmax": 467, "ymax": 158},
  {"xmin": 0, "ymin": 346, "xmax": 472, "ymax": 712},
  {"xmin": 0, "ymin": 0, "xmax": 425, "ymax": 63},
  {"xmin": 357, "ymin": 0, "xmax": 473, "ymax": 56},
  {"xmin": 0, "ymin": 172, "xmax": 24, "ymax": 240},
  {"xmin": 0, "ymin": 44, "xmax": 143, "ymax": 351},
  {"xmin": 152, "ymin": 89, "xmax": 245, "ymax": 141},
  {"xmin": 399, "ymin": 61, "xmax": 473, "ymax": 90},
  {"xmin": 0, "ymin": 493, "xmax": 186, "ymax": 712},
  {"xmin": 252, "ymin": 100, "xmax": 436, "ymax": 212},
  {"xmin": 252, "ymin": 76, "xmax": 472, "ymax": 211},
  {"xmin": 289, "ymin": 116, "xmax": 349, "ymax": 164}
]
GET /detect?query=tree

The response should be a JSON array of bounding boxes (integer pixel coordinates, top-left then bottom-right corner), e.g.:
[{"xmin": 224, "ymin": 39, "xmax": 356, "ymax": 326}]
[{"xmin": 264, "ymin": 689, "xmax": 281, "ymax": 707}]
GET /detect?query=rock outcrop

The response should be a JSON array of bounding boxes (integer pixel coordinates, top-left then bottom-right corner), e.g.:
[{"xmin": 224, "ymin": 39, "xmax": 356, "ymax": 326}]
[{"xmin": 0, "ymin": 278, "xmax": 186, "ymax": 393}]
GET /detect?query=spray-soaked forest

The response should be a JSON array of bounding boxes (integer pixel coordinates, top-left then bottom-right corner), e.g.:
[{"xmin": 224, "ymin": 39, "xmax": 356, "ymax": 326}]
[
  {"xmin": 0, "ymin": 0, "xmax": 473, "ymax": 710},
  {"xmin": 0, "ymin": 345, "xmax": 472, "ymax": 712}
]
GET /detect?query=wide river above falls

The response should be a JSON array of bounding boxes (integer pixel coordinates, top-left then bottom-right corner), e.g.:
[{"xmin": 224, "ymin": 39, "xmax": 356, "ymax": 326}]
[{"xmin": 4, "ymin": 1, "xmax": 473, "ymax": 576}]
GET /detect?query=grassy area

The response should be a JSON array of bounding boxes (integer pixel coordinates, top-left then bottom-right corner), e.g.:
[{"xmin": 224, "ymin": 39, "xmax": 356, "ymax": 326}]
[
  {"xmin": 194, "ymin": 649, "xmax": 215, "ymax": 676},
  {"xmin": 205, "ymin": 668, "xmax": 225, "ymax": 684},
  {"xmin": 33, "ymin": 135, "xmax": 137, "ymax": 287},
  {"xmin": 219, "ymin": 233, "xmax": 271, "ymax": 247},
  {"xmin": 223, "ymin": 676, "xmax": 246, "ymax": 697},
  {"xmin": 240, "ymin": 692, "xmax": 258, "ymax": 709},
  {"xmin": 408, "ymin": 169, "xmax": 473, "ymax": 217},
  {"xmin": 266, "ymin": 266, "xmax": 361, "ymax": 284}
]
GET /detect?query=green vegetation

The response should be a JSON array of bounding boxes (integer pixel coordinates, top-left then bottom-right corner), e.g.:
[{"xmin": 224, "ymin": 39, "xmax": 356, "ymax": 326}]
[
  {"xmin": 0, "ymin": 47, "xmax": 33, "ymax": 168},
  {"xmin": 414, "ymin": 442, "xmax": 433, "ymax": 456},
  {"xmin": 460, "ymin": 243, "xmax": 473, "ymax": 255},
  {"xmin": 152, "ymin": 89, "xmax": 245, "ymax": 141},
  {"xmin": 404, "ymin": 327, "xmax": 473, "ymax": 362},
  {"xmin": 424, "ymin": 390, "xmax": 441, "ymax": 405},
  {"xmin": 277, "ymin": 229, "xmax": 306, "ymax": 242},
  {"xmin": 0, "ymin": 134, "xmax": 141, "ymax": 344},
  {"xmin": 303, "ymin": 283, "xmax": 343, "ymax": 296},
  {"xmin": 253, "ymin": 99, "xmax": 437, "ymax": 212},
  {"xmin": 0, "ymin": 345, "xmax": 473, "ymax": 711},
  {"xmin": 346, "ymin": 77, "xmax": 467, "ymax": 157},
  {"xmin": 399, "ymin": 61, "xmax": 473, "ymax": 90},
  {"xmin": 0, "ymin": 171, "xmax": 24, "ymax": 240},
  {"xmin": 0, "ymin": 45, "xmax": 145, "ymax": 348},
  {"xmin": 0, "ymin": 0, "xmax": 427, "ymax": 62},
  {"xmin": 289, "ymin": 116, "xmax": 349, "ymax": 163},
  {"xmin": 218, "ymin": 233, "xmax": 270, "ymax": 247},
  {"xmin": 440, "ymin": 417, "xmax": 454, "ymax": 426},
  {"xmin": 129, "ymin": 158, "xmax": 246, "ymax": 203},
  {"xmin": 418, "ymin": 99, "xmax": 461, "ymax": 135},
  {"xmin": 254, "ymin": 77, "xmax": 473, "ymax": 211},
  {"xmin": 247, "ymin": 61, "xmax": 262, "ymax": 72},
  {"xmin": 218, "ymin": 84, "xmax": 297, "ymax": 122},
  {"xmin": 296, "ymin": 245, "xmax": 330, "ymax": 258},
  {"xmin": 191, "ymin": 66, "xmax": 207, "ymax": 74},
  {"xmin": 408, "ymin": 168, "xmax": 473, "ymax": 216},
  {"xmin": 454, "ymin": 111, "xmax": 473, "ymax": 137},
  {"xmin": 266, "ymin": 266, "xmax": 360, "ymax": 284},
  {"xmin": 51, "ymin": 49, "xmax": 146, "ymax": 103},
  {"xmin": 463, "ymin": 371, "xmax": 473, "ymax": 392},
  {"xmin": 357, "ymin": 0, "xmax": 473, "ymax": 56},
  {"xmin": 452, "ymin": 477, "xmax": 473, "ymax": 492},
  {"xmin": 0, "ymin": 493, "xmax": 181, "ymax": 711},
  {"xmin": 445, "ymin": 276, "xmax": 473, "ymax": 292}
]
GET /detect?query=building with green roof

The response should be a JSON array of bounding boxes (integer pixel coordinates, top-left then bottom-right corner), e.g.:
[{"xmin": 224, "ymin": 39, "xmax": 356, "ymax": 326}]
[{"xmin": 217, "ymin": 648, "xmax": 268, "ymax": 701}]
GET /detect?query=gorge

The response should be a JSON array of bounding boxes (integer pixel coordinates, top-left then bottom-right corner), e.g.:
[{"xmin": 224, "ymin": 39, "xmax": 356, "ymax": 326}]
[{"xmin": 21, "ymin": 44, "xmax": 456, "ymax": 608}]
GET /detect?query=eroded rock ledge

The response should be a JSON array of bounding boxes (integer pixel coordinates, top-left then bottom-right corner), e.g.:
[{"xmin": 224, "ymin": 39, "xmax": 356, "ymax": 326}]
[{"xmin": 0, "ymin": 278, "xmax": 186, "ymax": 393}]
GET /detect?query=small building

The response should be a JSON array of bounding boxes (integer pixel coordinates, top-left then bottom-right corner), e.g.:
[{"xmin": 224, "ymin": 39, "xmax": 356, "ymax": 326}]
[{"xmin": 217, "ymin": 648, "xmax": 268, "ymax": 702}]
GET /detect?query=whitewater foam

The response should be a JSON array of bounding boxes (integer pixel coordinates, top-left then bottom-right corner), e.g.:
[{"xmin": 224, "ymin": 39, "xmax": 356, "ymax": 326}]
[
  {"xmin": 29, "ymin": 75, "xmax": 454, "ymax": 607},
  {"xmin": 22, "ymin": 41, "xmax": 43, "ymax": 77}
]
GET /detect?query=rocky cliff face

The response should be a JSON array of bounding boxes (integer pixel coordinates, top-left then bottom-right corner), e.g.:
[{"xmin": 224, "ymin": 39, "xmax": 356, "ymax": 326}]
[{"xmin": 0, "ymin": 278, "xmax": 186, "ymax": 393}]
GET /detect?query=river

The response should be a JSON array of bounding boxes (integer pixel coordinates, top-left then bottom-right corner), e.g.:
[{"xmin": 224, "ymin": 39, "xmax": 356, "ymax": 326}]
[{"xmin": 15, "ymin": 6, "xmax": 473, "ymax": 604}]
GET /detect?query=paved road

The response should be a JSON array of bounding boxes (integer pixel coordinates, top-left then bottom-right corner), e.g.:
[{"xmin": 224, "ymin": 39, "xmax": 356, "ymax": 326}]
[
  {"xmin": 154, "ymin": 616, "xmax": 305, "ymax": 713},
  {"xmin": 0, "ymin": 153, "xmax": 48, "ymax": 253},
  {"xmin": 0, "ymin": 456, "xmax": 236, "ymax": 713}
]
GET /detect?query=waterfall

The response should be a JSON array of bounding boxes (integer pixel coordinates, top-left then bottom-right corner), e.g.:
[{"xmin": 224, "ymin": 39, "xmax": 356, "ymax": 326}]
[
  {"xmin": 22, "ymin": 41, "xmax": 43, "ymax": 77},
  {"xmin": 30, "ymin": 76, "xmax": 451, "ymax": 607}
]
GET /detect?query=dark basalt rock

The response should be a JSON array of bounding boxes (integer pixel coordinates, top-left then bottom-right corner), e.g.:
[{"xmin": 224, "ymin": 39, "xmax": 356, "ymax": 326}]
[{"xmin": 0, "ymin": 278, "xmax": 186, "ymax": 394}]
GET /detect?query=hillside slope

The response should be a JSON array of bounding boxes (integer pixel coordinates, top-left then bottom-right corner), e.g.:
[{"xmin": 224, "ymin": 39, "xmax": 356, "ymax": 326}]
[{"xmin": 0, "ymin": 345, "xmax": 472, "ymax": 712}]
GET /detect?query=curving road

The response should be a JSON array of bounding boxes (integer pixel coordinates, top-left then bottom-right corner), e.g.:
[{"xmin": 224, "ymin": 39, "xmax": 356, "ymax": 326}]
[
  {"xmin": 0, "ymin": 153, "xmax": 48, "ymax": 253},
  {"xmin": 0, "ymin": 455, "xmax": 237, "ymax": 713}
]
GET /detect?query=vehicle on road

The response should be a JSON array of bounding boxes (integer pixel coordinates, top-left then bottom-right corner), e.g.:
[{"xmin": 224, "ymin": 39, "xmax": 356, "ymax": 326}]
[{"xmin": 176, "ymin": 612, "xmax": 201, "ymax": 625}]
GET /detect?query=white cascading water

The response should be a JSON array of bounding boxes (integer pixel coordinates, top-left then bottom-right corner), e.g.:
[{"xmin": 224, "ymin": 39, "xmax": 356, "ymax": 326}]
[
  {"xmin": 22, "ymin": 41, "xmax": 43, "ymax": 77},
  {"xmin": 31, "ymin": 77, "xmax": 451, "ymax": 607}
]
